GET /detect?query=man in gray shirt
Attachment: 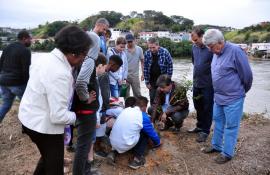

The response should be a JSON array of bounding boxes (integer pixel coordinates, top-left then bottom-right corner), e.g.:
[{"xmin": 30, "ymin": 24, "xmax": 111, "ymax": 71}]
[
  {"xmin": 125, "ymin": 33, "xmax": 144, "ymax": 98},
  {"xmin": 73, "ymin": 18, "xmax": 109, "ymax": 175}
]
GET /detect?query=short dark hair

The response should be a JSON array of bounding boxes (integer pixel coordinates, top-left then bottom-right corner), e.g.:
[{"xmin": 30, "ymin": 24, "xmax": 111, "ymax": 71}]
[
  {"xmin": 116, "ymin": 37, "xmax": 126, "ymax": 45},
  {"xmin": 55, "ymin": 25, "xmax": 92, "ymax": 55},
  {"xmin": 125, "ymin": 97, "xmax": 137, "ymax": 108},
  {"xmin": 192, "ymin": 27, "xmax": 205, "ymax": 37},
  {"xmin": 136, "ymin": 96, "xmax": 148, "ymax": 108},
  {"xmin": 148, "ymin": 37, "xmax": 159, "ymax": 45},
  {"xmin": 156, "ymin": 74, "xmax": 172, "ymax": 88},
  {"xmin": 95, "ymin": 53, "xmax": 107, "ymax": 67},
  {"xmin": 109, "ymin": 55, "xmax": 123, "ymax": 66},
  {"xmin": 17, "ymin": 30, "xmax": 30, "ymax": 40},
  {"xmin": 106, "ymin": 29, "xmax": 112, "ymax": 38}
]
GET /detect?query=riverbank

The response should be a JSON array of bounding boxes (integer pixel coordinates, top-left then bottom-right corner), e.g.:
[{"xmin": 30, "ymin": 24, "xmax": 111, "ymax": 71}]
[{"xmin": 0, "ymin": 103, "xmax": 269, "ymax": 175}]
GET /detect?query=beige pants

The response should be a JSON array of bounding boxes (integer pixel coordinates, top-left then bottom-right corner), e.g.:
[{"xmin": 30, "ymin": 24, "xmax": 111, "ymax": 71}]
[{"xmin": 126, "ymin": 75, "xmax": 141, "ymax": 98}]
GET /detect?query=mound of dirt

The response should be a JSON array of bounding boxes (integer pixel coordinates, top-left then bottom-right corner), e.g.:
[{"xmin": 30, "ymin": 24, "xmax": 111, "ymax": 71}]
[{"xmin": 0, "ymin": 103, "xmax": 270, "ymax": 175}]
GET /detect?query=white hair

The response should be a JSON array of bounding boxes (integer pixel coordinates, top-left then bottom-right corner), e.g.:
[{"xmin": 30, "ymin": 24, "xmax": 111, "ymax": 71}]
[{"xmin": 202, "ymin": 29, "xmax": 224, "ymax": 46}]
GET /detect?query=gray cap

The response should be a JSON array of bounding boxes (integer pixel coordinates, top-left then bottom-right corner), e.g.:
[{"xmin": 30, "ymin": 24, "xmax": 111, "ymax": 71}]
[{"xmin": 125, "ymin": 33, "xmax": 134, "ymax": 41}]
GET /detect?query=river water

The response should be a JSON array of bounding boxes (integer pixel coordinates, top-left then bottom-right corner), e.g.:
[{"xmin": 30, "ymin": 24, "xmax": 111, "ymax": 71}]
[
  {"xmin": 140, "ymin": 59, "xmax": 270, "ymax": 118},
  {"xmin": 1, "ymin": 52, "xmax": 270, "ymax": 117}
]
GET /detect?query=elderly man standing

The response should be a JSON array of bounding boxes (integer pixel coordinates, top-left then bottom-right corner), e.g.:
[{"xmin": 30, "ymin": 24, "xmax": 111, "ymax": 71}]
[
  {"xmin": 188, "ymin": 27, "xmax": 214, "ymax": 143},
  {"xmin": 201, "ymin": 29, "xmax": 253, "ymax": 164},
  {"xmin": 144, "ymin": 37, "xmax": 173, "ymax": 104}
]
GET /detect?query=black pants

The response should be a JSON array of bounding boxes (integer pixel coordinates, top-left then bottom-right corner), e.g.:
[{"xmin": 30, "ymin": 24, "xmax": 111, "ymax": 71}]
[
  {"xmin": 68, "ymin": 124, "xmax": 75, "ymax": 146},
  {"xmin": 166, "ymin": 109, "xmax": 189, "ymax": 129},
  {"xmin": 22, "ymin": 125, "xmax": 64, "ymax": 175},
  {"xmin": 148, "ymin": 107, "xmax": 189, "ymax": 128},
  {"xmin": 73, "ymin": 114, "xmax": 96, "ymax": 175},
  {"xmin": 193, "ymin": 86, "xmax": 214, "ymax": 135},
  {"xmin": 149, "ymin": 87, "xmax": 157, "ymax": 105}
]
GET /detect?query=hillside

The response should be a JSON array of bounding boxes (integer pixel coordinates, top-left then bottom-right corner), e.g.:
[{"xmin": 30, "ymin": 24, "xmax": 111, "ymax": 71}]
[
  {"xmin": 225, "ymin": 22, "xmax": 270, "ymax": 43},
  {"xmin": 31, "ymin": 10, "xmax": 195, "ymax": 38}
]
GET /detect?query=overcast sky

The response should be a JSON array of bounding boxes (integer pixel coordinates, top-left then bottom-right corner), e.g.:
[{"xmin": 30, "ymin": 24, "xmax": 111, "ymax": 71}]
[{"xmin": 0, "ymin": 0, "xmax": 269, "ymax": 29}]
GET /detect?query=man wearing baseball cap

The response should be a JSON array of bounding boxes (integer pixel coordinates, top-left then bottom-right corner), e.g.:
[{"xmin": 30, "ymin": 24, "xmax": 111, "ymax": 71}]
[{"xmin": 125, "ymin": 33, "xmax": 144, "ymax": 98}]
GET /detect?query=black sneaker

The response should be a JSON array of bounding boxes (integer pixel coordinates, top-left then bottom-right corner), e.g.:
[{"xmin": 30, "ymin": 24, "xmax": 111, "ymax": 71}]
[
  {"xmin": 171, "ymin": 127, "xmax": 180, "ymax": 134},
  {"xmin": 95, "ymin": 151, "xmax": 107, "ymax": 159},
  {"xmin": 214, "ymin": 154, "xmax": 231, "ymax": 164},
  {"xmin": 187, "ymin": 127, "xmax": 202, "ymax": 133},
  {"xmin": 201, "ymin": 146, "xmax": 221, "ymax": 154},
  {"xmin": 128, "ymin": 157, "xmax": 145, "ymax": 170},
  {"xmin": 196, "ymin": 132, "xmax": 208, "ymax": 143},
  {"xmin": 66, "ymin": 144, "xmax": 76, "ymax": 152},
  {"xmin": 106, "ymin": 151, "xmax": 116, "ymax": 166},
  {"xmin": 90, "ymin": 159, "xmax": 101, "ymax": 170},
  {"xmin": 85, "ymin": 160, "xmax": 102, "ymax": 175}
]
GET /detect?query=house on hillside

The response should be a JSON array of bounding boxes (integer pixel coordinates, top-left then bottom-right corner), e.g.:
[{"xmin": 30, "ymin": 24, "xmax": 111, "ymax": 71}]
[
  {"xmin": 139, "ymin": 31, "xmax": 191, "ymax": 42},
  {"xmin": 108, "ymin": 28, "xmax": 131, "ymax": 47},
  {"xmin": 138, "ymin": 32, "xmax": 158, "ymax": 41},
  {"xmin": 156, "ymin": 31, "xmax": 170, "ymax": 38},
  {"xmin": 251, "ymin": 43, "xmax": 270, "ymax": 51},
  {"xmin": 169, "ymin": 32, "xmax": 191, "ymax": 42}
]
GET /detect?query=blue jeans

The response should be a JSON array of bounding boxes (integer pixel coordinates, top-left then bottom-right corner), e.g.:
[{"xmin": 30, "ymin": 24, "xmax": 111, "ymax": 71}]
[
  {"xmin": 110, "ymin": 84, "xmax": 119, "ymax": 98},
  {"xmin": 211, "ymin": 98, "xmax": 244, "ymax": 158},
  {"xmin": 0, "ymin": 85, "xmax": 26, "ymax": 122},
  {"xmin": 133, "ymin": 132, "xmax": 148, "ymax": 158}
]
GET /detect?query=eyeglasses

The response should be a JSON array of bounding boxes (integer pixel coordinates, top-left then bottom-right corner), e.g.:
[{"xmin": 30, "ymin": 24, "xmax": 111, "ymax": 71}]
[{"xmin": 206, "ymin": 44, "xmax": 217, "ymax": 51}]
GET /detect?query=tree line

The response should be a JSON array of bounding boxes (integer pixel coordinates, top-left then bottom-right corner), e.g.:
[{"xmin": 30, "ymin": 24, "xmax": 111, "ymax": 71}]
[
  {"xmin": 29, "ymin": 10, "xmax": 194, "ymax": 57},
  {"xmin": 224, "ymin": 22, "xmax": 270, "ymax": 43}
]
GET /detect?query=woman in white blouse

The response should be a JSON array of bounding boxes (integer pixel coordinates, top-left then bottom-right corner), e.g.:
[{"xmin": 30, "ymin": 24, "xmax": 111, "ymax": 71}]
[{"xmin": 18, "ymin": 25, "xmax": 92, "ymax": 175}]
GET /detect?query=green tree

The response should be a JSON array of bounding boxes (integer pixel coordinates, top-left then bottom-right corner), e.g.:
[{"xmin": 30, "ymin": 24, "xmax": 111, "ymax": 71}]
[
  {"xmin": 248, "ymin": 34, "xmax": 259, "ymax": 43},
  {"xmin": 130, "ymin": 11, "xmax": 138, "ymax": 18},
  {"xmin": 157, "ymin": 38, "xmax": 192, "ymax": 58},
  {"xmin": 170, "ymin": 15, "xmax": 194, "ymax": 31},
  {"xmin": 244, "ymin": 32, "xmax": 250, "ymax": 41},
  {"xmin": 47, "ymin": 21, "xmax": 70, "ymax": 37},
  {"xmin": 171, "ymin": 24, "xmax": 181, "ymax": 33},
  {"xmin": 80, "ymin": 11, "xmax": 123, "ymax": 29}
]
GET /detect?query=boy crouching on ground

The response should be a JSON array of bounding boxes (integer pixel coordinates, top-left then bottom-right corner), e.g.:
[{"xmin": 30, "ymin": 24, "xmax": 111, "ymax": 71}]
[{"xmin": 108, "ymin": 96, "xmax": 161, "ymax": 169}]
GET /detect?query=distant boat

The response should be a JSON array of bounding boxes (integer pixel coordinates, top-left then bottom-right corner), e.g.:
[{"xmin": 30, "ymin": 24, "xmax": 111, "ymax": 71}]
[{"xmin": 249, "ymin": 43, "xmax": 270, "ymax": 59}]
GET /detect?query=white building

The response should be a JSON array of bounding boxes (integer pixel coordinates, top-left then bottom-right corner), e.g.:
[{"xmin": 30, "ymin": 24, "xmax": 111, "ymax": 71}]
[
  {"xmin": 251, "ymin": 43, "xmax": 270, "ymax": 51},
  {"xmin": 169, "ymin": 32, "xmax": 191, "ymax": 42},
  {"xmin": 139, "ymin": 31, "xmax": 191, "ymax": 42},
  {"xmin": 110, "ymin": 28, "xmax": 130, "ymax": 41},
  {"xmin": 108, "ymin": 28, "xmax": 131, "ymax": 47},
  {"xmin": 138, "ymin": 32, "xmax": 158, "ymax": 41},
  {"xmin": 156, "ymin": 31, "xmax": 170, "ymax": 38}
]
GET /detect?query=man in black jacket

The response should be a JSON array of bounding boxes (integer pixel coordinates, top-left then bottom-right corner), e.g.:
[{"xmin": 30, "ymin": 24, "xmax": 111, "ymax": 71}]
[{"xmin": 0, "ymin": 30, "xmax": 31, "ymax": 123}]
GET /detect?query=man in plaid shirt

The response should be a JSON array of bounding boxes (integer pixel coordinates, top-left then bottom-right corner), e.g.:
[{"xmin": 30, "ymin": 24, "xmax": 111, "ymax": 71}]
[{"xmin": 144, "ymin": 37, "xmax": 173, "ymax": 104}]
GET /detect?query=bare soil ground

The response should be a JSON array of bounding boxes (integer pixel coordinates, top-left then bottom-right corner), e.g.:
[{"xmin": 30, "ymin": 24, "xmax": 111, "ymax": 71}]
[{"xmin": 0, "ymin": 103, "xmax": 270, "ymax": 175}]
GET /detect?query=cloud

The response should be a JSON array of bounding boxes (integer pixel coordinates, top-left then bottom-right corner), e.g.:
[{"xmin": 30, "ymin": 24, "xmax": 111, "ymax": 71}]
[{"xmin": 0, "ymin": 0, "xmax": 269, "ymax": 29}]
